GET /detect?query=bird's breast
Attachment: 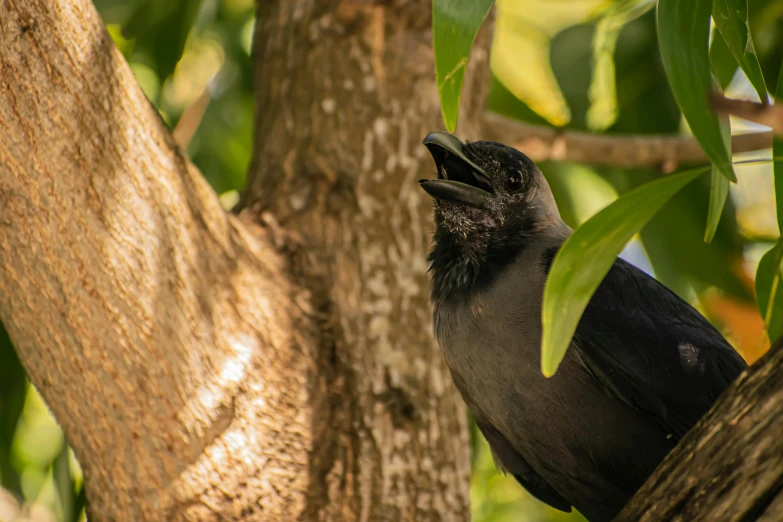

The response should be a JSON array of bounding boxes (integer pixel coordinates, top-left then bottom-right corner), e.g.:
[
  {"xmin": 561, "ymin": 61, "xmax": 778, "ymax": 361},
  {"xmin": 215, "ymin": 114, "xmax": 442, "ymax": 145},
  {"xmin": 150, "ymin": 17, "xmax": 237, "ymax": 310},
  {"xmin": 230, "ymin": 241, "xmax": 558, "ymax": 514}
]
[{"xmin": 432, "ymin": 255, "xmax": 555, "ymax": 429}]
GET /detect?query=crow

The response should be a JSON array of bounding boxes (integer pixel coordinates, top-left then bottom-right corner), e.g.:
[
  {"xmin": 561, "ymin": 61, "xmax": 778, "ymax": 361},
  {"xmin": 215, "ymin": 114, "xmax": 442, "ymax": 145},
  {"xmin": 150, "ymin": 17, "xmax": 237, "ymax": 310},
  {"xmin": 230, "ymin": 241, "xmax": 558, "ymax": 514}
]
[{"xmin": 418, "ymin": 131, "xmax": 747, "ymax": 522}]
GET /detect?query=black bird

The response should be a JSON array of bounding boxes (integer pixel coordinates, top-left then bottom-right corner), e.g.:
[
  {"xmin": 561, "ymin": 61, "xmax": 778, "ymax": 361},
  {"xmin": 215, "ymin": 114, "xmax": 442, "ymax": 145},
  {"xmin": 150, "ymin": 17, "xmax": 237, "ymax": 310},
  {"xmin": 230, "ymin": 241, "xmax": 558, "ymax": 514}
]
[{"xmin": 418, "ymin": 131, "xmax": 747, "ymax": 522}]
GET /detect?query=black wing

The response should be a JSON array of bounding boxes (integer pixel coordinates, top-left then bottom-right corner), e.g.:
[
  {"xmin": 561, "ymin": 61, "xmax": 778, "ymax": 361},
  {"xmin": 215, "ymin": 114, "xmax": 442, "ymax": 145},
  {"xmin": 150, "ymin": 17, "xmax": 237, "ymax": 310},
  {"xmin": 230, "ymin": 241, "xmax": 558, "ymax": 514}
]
[
  {"xmin": 475, "ymin": 419, "xmax": 572, "ymax": 512},
  {"xmin": 572, "ymin": 257, "xmax": 747, "ymax": 439}
]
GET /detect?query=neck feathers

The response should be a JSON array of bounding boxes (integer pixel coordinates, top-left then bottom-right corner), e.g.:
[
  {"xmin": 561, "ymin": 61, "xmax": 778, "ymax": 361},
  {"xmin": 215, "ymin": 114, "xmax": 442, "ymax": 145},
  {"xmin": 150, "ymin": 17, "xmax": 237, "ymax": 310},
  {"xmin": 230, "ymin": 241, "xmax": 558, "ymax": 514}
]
[{"xmin": 427, "ymin": 221, "xmax": 529, "ymax": 306}]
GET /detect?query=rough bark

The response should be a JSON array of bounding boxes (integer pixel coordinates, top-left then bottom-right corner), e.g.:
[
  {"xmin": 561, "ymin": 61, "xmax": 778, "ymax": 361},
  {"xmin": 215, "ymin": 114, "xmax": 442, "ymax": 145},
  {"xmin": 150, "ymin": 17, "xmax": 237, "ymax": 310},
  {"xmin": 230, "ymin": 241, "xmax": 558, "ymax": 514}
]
[
  {"xmin": 617, "ymin": 337, "xmax": 783, "ymax": 522},
  {"xmin": 0, "ymin": 0, "xmax": 489, "ymax": 521},
  {"xmin": 0, "ymin": 1, "xmax": 320, "ymax": 520},
  {"xmin": 237, "ymin": 1, "xmax": 491, "ymax": 520}
]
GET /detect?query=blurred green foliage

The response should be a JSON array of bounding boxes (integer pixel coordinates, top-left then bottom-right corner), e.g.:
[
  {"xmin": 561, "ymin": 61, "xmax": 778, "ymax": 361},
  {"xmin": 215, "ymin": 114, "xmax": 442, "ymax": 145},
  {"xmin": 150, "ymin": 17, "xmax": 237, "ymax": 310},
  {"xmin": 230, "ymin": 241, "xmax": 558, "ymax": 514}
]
[
  {"xmin": 1, "ymin": 1, "xmax": 782, "ymax": 521},
  {"xmin": 96, "ymin": 0, "xmax": 256, "ymax": 196}
]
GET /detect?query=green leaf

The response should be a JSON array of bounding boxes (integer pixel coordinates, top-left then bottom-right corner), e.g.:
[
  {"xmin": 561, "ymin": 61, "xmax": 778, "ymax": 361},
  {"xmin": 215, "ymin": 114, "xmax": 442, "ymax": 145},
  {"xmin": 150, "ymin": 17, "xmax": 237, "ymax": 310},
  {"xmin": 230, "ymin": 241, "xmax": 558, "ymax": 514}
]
[
  {"xmin": 756, "ymin": 240, "xmax": 783, "ymax": 344},
  {"xmin": 53, "ymin": 444, "xmax": 76, "ymax": 522},
  {"xmin": 73, "ymin": 483, "xmax": 86, "ymax": 522},
  {"xmin": 774, "ymin": 62, "xmax": 783, "ymax": 231},
  {"xmin": 704, "ymin": 111, "xmax": 732, "ymax": 242},
  {"xmin": 123, "ymin": 0, "xmax": 205, "ymax": 83},
  {"xmin": 433, "ymin": 0, "xmax": 494, "ymax": 131},
  {"xmin": 759, "ymin": 62, "xmax": 783, "ymax": 345},
  {"xmin": 657, "ymin": 0, "xmax": 736, "ymax": 182},
  {"xmin": 704, "ymin": 165, "xmax": 730, "ymax": 242},
  {"xmin": 712, "ymin": 0, "xmax": 767, "ymax": 101},
  {"xmin": 541, "ymin": 167, "xmax": 707, "ymax": 377},
  {"xmin": 587, "ymin": 0, "xmax": 655, "ymax": 130},
  {"xmin": 710, "ymin": 31, "xmax": 738, "ymax": 89}
]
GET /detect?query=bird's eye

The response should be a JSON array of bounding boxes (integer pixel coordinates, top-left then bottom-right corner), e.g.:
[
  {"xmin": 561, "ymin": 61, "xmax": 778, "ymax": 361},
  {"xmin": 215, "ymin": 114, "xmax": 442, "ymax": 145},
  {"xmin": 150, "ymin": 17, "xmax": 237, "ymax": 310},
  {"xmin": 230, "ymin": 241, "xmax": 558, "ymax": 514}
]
[{"xmin": 506, "ymin": 169, "xmax": 523, "ymax": 191}]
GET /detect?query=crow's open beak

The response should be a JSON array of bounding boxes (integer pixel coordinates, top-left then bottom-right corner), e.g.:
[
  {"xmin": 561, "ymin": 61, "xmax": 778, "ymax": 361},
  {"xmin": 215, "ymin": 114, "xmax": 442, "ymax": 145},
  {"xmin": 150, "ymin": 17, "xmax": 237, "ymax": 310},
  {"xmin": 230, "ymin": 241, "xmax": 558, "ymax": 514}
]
[{"xmin": 419, "ymin": 131, "xmax": 493, "ymax": 209}]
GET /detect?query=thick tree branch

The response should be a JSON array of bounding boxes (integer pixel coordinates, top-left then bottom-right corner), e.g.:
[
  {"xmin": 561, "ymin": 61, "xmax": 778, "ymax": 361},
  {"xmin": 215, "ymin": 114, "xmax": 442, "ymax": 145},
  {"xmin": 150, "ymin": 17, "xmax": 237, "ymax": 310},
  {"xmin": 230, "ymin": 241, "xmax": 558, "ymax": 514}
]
[
  {"xmin": 0, "ymin": 1, "xmax": 320, "ymax": 520},
  {"xmin": 710, "ymin": 93, "xmax": 783, "ymax": 137},
  {"xmin": 485, "ymin": 112, "xmax": 772, "ymax": 170},
  {"xmin": 617, "ymin": 337, "xmax": 783, "ymax": 521}
]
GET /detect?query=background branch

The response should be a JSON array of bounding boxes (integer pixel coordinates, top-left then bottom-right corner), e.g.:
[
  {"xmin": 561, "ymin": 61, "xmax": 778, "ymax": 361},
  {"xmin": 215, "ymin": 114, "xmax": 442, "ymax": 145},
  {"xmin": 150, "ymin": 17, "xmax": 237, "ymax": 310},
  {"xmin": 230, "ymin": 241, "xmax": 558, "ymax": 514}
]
[
  {"xmin": 485, "ymin": 112, "xmax": 772, "ymax": 170},
  {"xmin": 710, "ymin": 93, "xmax": 783, "ymax": 137}
]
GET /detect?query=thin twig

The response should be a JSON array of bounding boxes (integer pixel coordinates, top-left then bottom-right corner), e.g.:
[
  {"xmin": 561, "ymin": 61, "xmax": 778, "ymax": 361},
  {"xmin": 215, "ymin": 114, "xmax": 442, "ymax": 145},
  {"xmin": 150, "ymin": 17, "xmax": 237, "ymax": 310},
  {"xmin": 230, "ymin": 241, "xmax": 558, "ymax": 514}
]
[
  {"xmin": 172, "ymin": 87, "xmax": 212, "ymax": 149},
  {"xmin": 172, "ymin": 67, "xmax": 237, "ymax": 149},
  {"xmin": 484, "ymin": 112, "xmax": 772, "ymax": 171},
  {"xmin": 710, "ymin": 93, "xmax": 783, "ymax": 137}
]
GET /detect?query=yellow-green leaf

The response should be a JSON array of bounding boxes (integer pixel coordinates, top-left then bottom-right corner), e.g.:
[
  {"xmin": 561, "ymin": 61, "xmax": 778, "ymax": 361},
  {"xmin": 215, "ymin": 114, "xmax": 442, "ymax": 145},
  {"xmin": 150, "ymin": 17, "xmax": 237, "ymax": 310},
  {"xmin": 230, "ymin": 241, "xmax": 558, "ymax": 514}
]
[
  {"xmin": 491, "ymin": 23, "xmax": 570, "ymax": 127},
  {"xmin": 433, "ymin": 0, "xmax": 494, "ymax": 131},
  {"xmin": 587, "ymin": 0, "xmax": 655, "ymax": 130},
  {"xmin": 541, "ymin": 167, "xmax": 707, "ymax": 377},
  {"xmin": 756, "ymin": 62, "xmax": 783, "ymax": 345},
  {"xmin": 774, "ymin": 62, "xmax": 783, "ymax": 231},
  {"xmin": 490, "ymin": 0, "xmax": 608, "ymax": 127},
  {"xmin": 657, "ymin": 0, "xmax": 736, "ymax": 182}
]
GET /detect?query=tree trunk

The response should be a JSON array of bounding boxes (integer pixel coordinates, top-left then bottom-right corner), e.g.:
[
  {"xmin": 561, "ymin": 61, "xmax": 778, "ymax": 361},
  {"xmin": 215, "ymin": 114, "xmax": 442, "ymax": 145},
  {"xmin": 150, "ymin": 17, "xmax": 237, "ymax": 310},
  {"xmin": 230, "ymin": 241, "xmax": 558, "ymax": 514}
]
[
  {"xmin": 617, "ymin": 337, "xmax": 783, "ymax": 521},
  {"xmin": 238, "ymin": 2, "xmax": 491, "ymax": 518},
  {"xmin": 0, "ymin": 0, "xmax": 490, "ymax": 520}
]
